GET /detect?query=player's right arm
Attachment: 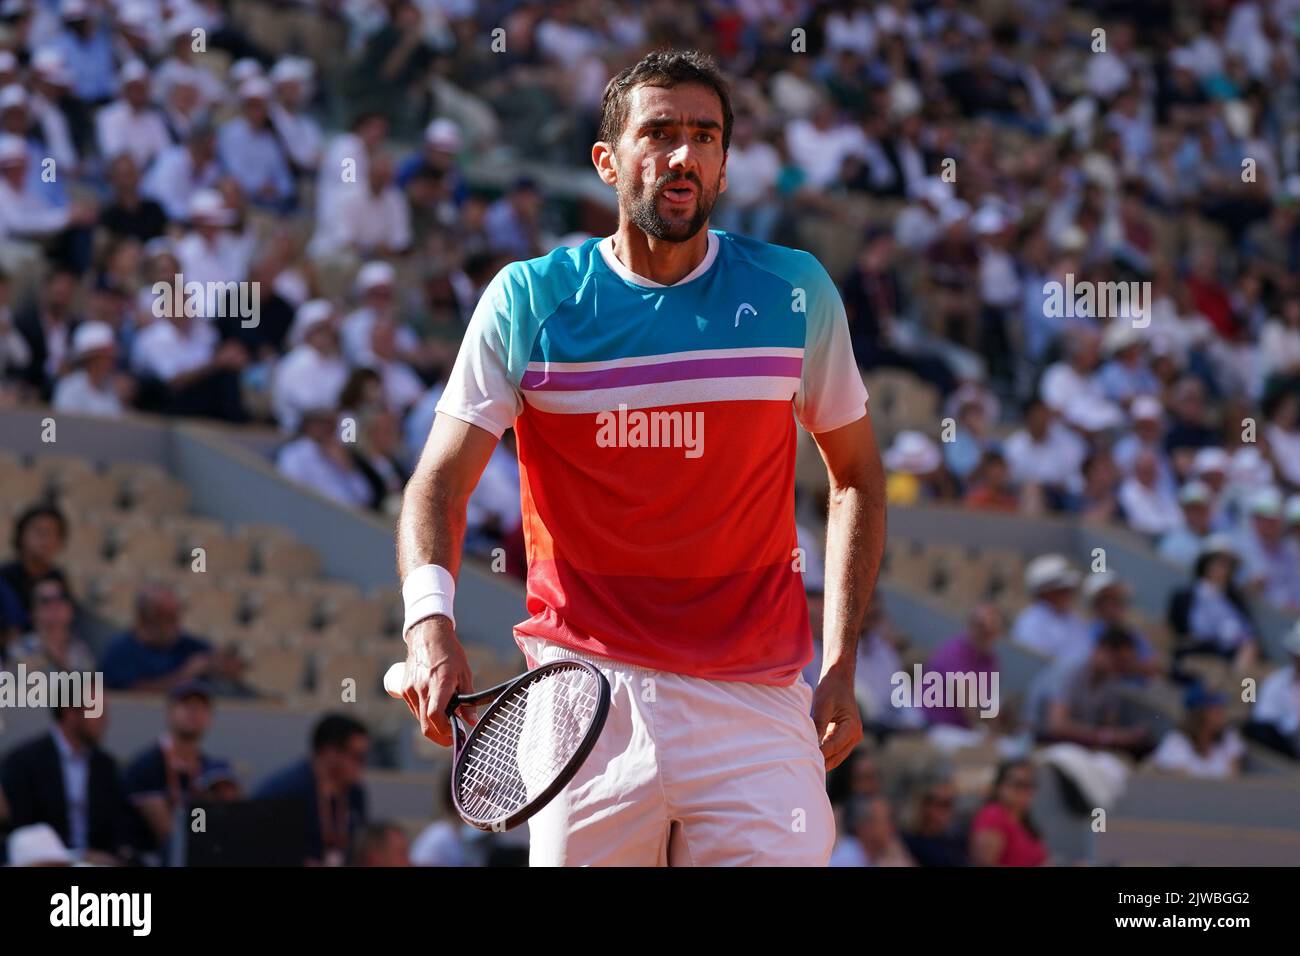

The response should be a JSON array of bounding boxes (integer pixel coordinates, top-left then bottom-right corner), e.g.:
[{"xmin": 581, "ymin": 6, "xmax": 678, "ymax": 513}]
[{"xmin": 396, "ymin": 413, "xmax": 499, "ymax": 745}]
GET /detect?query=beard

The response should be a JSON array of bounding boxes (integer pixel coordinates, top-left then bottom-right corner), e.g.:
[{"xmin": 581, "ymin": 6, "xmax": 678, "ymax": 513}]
[{"xmin": 621, "ymin": 168, "xmax": 721, "ymax": 243}]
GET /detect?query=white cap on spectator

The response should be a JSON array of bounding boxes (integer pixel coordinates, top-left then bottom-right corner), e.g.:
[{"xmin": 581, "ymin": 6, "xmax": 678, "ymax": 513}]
[
  {"xmin": 971, "ymin": 206, "xmax": 1006, "ymax": 236},
  {"xmin": 1130, "ymin": 395, "xmax": 1162, "ymax": 422},
  {"xmin": 356, "ymin": 261, "xmax": 396, "ymax": 293},
  {"xmin": 424, "ymin": 117, "xmax": 462, "ymax": 151},
  {"xmin": 1231, "ymin": 445, "xmax": 1274, "ymax": 489},
  {"xmin": 117, "ymin": 1, "xmax": 151, "ymax": 33},
  {"xmin": 1102, "ymin": 321, "xmax": 1143, "ymax": 356},
  {"xmin": 1083, "ymin": 571, "xmax": 1129, "ymax": 603},
  {"xmin": 31, "ymin": 49, "xmax": 71, "ymax": 87},
  {"xmin": 0, "ymin": 83, "xmax": 27, "ymax": 111},
  {"xmin": 1178, "ymin": 480, "xmax": 1211, "ymax": 506},
  {"xmin": 290, "ymin": 299, "xmax": 335, "ymax": 346},
  {"xmin": 164, "ymin": 16, "xmax": 193, "ymax": 41},
  {"xmin": 1024, "ymin": 554, "xmax": 1080, "ymax": 594},
  {"xmin": 6, "ymin": 823, "xmax": 74, "ymax": 866},
  {"xmin": 1247, "ymin": 485, "xmax": 1283, "ymax": 518},
  {"xmin": 187, "ymin": 189, "xmax": 235, "ymax": 226},
  {"xmin": 0, "ymin": 133, "xmax": 26, "ymax": 165},
  {"xmin": 1282, "ymin": 620, "xmax": 1300, "ymax": 657},
  {"xmin": 119, "ymin": 59, "xmax": 149, "ymax": 85},
  {"xmin": 1193, "ymin": 446, "xmax": 1229, "ymax": 476},
  {"xmin": 919, "ymin": 176, "xmax": 953, "ymax": 207},
  {"xmin": 271, "ymin": 56, "xmax": 313, "ymax": 86},
  {"xmin": 238, "ymin": 76, "xmax": 272, "ymax": 101},
  {"xmin": 883, "ymin": 430, "xmax": 941, "ymax": 474},
  {"xmin": 60, "ymin": 0, "xmax": 88, "ymax": 20},
  {"xmin": 1197, "ymin": 533, "xmax": 1237, "ymax": 561},
  {"xmin": 230, "ymin": 58, "xmax": 264, "ymax": 86},
  {"xmin": 71, "ymin": 321, "xmax": 116, "ymax": 361}
]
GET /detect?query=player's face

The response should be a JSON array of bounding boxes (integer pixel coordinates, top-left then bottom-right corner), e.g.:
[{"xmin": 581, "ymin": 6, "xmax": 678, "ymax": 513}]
[{"xmin": 615, "ymin": 83, "xmax": 726, "ymax": 242}]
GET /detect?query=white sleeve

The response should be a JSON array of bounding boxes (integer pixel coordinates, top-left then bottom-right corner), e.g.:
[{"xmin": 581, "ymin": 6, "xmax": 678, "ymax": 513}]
[
  {"xmin": 792, "ymin": 254, "xmax": 869, "ymax": 434},
  {"xmin": 434, "ymin": 270, "xmax": 524, "ymax": 438}
]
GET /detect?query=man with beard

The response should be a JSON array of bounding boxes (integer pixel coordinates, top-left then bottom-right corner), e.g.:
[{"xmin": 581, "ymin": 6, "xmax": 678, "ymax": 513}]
[{"xmin": 393, "ymin": 51, "xmax": 884, "ymax": 866}]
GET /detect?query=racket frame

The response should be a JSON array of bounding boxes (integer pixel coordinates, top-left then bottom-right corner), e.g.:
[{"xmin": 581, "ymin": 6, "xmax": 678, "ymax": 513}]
[{"xmin": 445, "ymin": 659, "xmax": 611, "ymax": 832}]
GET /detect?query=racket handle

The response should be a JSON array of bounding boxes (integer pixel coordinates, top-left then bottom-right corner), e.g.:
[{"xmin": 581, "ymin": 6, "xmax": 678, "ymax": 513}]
[{"xmin": 383, "ymin": 662, "xmax": 405, "ymax": 698}]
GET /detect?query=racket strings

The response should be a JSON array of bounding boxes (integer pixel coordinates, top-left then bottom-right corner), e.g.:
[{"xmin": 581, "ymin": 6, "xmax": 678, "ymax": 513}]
[{"xmin": 455, "ymin": 666, "xmax": 601, "ymax": 822}]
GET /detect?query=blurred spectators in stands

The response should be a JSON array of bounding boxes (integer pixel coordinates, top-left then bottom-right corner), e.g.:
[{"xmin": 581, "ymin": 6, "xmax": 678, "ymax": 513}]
[
  {"xmin": 712, "ymin": 115, "xmax": 779, "ymax": 242},
  {"xmin": 1081, "ymin": 572, "xmax": 1158, "ymax": 676},
  {"xmin": 219, "ymin": 77, "xmax": 295, "ymax": 214},
  {"xmin": 100, "ymin": 584, "xmax": 220, "ymax": 692},
  {"xmin": 464, "ymin": 429, "xmax": 522, "ymax": 558},
  {"xmin": 273, "ymin": 299, "xmax": 347, "ymax": 432},
  {"xmin": 1011, "ymin": 554, "xmax": 1090, "ymax": 662},
  {"xmin": 276, "ymin": 406, "xmax": 373, "ymax": 509},
  {"xmin": 942, "ymin": 384, "xmax": 996, "ymax": 483},
  {"xmin": 962, "ymin": 449, "xmax": 1020, "ymax": 513},
  {"xmin": 2, "ymin": 572, "xmax": 92, "ymax": 673},
  {"xmin": 856, "ymin": 597, "xmax": 925, "ymax": 736},
  {"xmin": 52, "ymin": 319, "xmax": 130, "ymax": 417},
  {"xmin": 12, "ymin": 268, "xmax": 80, "ymax": 400},
  {"xmin": 410, "ymin": 770, "xmax": 474, "ymax": 867},
  {"xmin": 141, "ymin": 123, "xmax": 223, "ymax": 222},
  {"xmin": 0, "ymin": 503, "xmax": 69, "ymax": 633},
  {"xmin": 968, "ymin": 759, "xmax": 1047, "ymax": 867},
  {"xmin": 900, "ymin": 770, "xmax": 968, "ymax": 867},
  {"xmin": 923, "ymin": 603, "xmax": 1004, "ymax": 730},
  {"xmin": 1119, "ymin": 448, "xmax": 1182, "ymax": 537},
  {"xmin": 0, "ymin": 703, "xmax": 133, "ymax": 866},
  {"xmin": 1039, "ymin": 627, "xmax": 1156, "ymax": 758},
  {"xmin": 1233, "ymin": 486, "xmax": 1300, "ymax": 612},
  {"xmin": 1169, "ymin": 535, "xmax": 1260, "ymax": 673},
  {"xmin": 254, "ymin": 713, "xmax": 370, "ymax": 867},
  {"xmin": 351, "ymin": 821, "xmax": 411, "ymax": 867},
  {"xmin": 1150, "ymin": 686, "xmax": 1245, "ymax": 779},
  {"xmin": 99, "ymin": 154, "xmax": 167, "ymax": 244},
  {"xmin": 830, "ymin": 795, "xmax": 916, "ymax": 867},
  {"xmin": 351, "ymin": 406, "xmax": 410, "ymax": 514},
  {"xmin": 1003, "ymin": 398, "xmax": 1086, "ymax": 508},
  {"xmin": 96, "ymin": 60, "xmax": 169, "ymax": 173},
  {"xmin": 1246, "ymin": 622, "xmax": 1300, "ymax": 760},
  {"xmin": 883, "ymin": 430, "xmax": 956, "ymax": 504},
  {"xmin": 1158, "ymin": 480, "xmax": 1215, "ymax": 568},
  {"xmin": 123, "ymin": 679, "xmax": 231, "ymax": 856}
]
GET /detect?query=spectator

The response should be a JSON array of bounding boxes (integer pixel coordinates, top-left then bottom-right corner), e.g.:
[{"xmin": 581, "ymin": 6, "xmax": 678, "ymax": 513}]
[
  {"xmin": 98, "ymin": 154, "xmax": 167, "ymax": 244},
  {"xmin": 123, "ymin": 680, "xmax": 229, "ymax": 853},
  {"xmin": 173, "ymin": 190, "xmax": 255, "ymax": 303},
  {"xmin": 1040, "ymin": 627, "xmax": 1156, "ymax": 757},
  {"xmin": 1118, "ymin": 448, "xmax": 1183, "ymax": 536},
  {"xmin": 962, "ymin": 449, "xmax": 1019, "ymax": 512},
  {"xmin": 141, "ymin": 123, "xmax": 224, "ymax": 222},
  {"xmin": 1081, "ymin": 572, "xmax": 1158, "ymax": 674},
  {"xmin": 100, "ymin": 585, "xmax": 216, "ymax": 692},
  {"xmin": 131, "ymin": 276, "xmax": 249, "ymax": 422},
  {"xmin": 1150, "ymin": 686, "xmax": 1245, "ymax": 779},
  {"xmin": 217, "ymin": 77, "xmax": 295, "ymax": 213},
  {"xmin": 1003, "ymin": 398, "xmax": 1087, "ymax": 506},
  {"xmin": 48, "ymin": 0, "xmax": 117, "ymax": 105},
  {"xmin": 883, "ymin": 430, "xmax": 956, "ymax": 504},
  {"xmin": 0, "ymin": 503, "xmax": 70, "ymax": 633},
  {"xmin": 923, "ymin": 603, "xmax": 1004, "ymax": 730},
  {"xmin": 365, "ymin": 317, "xmax": 425, "ymax": 416},
  {"xmin": 713, "ymin": 116, "xmax": 780, "ymax": 241},
  {"xmin": 901, "ymin": 772, "xmax": 968, "ymax": 867},
  {"xmin": 0, "ymin": 704, "xmax": 133, "ymax": 865},
  {"xmin": 942, "ymin": 384, "xmax": 996, "ymax": 482},
  {"xmin": 1011, "ymin": 554, "xmax": 1091, "ymax": 662},
  {"xmin": 276, "ymin": 407, "xmax": 373, "ymax": 509},
  {"xmin": 410, "ymin": 771, "xmax": 473, "ymax": 867},
  {"xmin": 12, "ymin": 267, "xmax": 80, "ymax": 399},
  {"xmin": 272, "ymin": 299, "xmax": 348, "ymax": 433},
  {"xmin": 1075, "ymin": 449, "xmax": 1124, "ymax": 523},
  {"xmin": 310, "ymin": 150, "xmax": 412, "ymax": 259},
  {"xmin": 341, "ymin": 261, "xmax": 420, "ymax": 366},
  {"xmin": 1176, "ymin": 535, "xmax": 1260, "ymax": 670},
  {"xmin": 350, "ymin": 407, "xmax": 410, "ymax": 513},
  {"xmin": 1040, "ymin": 325, "xmax": 1125, "ymax": 434},
  {"xmin": 268, "ymin": 57, "xmax": 322, "ymax": 177},
  {"xmin": 1247, "ymin": 621, "xmax": 1300, "ymax": 759},
  {"xmin": 351, "ymin": 822, "xmax": 411, "ymax": 867},
  {"xmin": 52, "ymin": 320, "xmax": 128, "ymax": 417},
  {"xmin": 95, "ymin": 60, "xmax": 169, "ymax": 172},
  {"xmin": 2, "ymin": 572, "xmax": 93, "ymax": 673},
  {"xmin": 483, "ymin": 175, "xmax": 542, "ymax": 260},
  {"xmin": 254, "ymin": 714, "xmax": 370, "ymax": 867},
  {"xmin": 1234, "ymin": 486, "xmax": 1300, "ymax": 611},
  {"xmin": 830, "ymin": 795, "xmax": 916, "ymax": 867},
  {"xmin": 1112, "ymin": 395, "xmax": 1172, "ymax": 482},
  {"xmin": 968, "ymin": 759, "xmax": 1047, "ymax": 867},
  {"xmin": 1158, "ymin": 481, "xmax": 1215, "ymax": 568},
  {"xmin": 0, "ymin": 132, "xmax": 96, "ymax": 275}
]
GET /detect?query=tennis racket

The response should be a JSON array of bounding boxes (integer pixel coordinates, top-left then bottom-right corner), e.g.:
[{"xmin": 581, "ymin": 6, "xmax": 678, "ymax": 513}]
[{"xmin": 385, "ymin": 659, "xmax": 611, "ymax": 831}]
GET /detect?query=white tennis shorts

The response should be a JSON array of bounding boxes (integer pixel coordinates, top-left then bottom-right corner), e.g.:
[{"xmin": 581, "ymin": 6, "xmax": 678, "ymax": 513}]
[{"xmin": 517, "ymin": 635, "xmax": 835, "ymax": 866}]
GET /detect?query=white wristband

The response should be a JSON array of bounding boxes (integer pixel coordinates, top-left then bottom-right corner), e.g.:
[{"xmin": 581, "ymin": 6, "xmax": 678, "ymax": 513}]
[{"xmin": 402, "ymin": 564, "xmax": 456, "ymax": 638}]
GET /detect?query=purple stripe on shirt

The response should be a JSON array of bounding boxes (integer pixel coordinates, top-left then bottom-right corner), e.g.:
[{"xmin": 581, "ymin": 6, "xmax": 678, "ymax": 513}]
[{"xmin": 521, "ymin": 355, "xmax": 803, "ymax": 391}]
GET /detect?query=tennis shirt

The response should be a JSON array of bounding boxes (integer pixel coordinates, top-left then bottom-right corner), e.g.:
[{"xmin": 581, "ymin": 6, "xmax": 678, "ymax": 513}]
[{"xmin": 436, "ymin": 229, "xmax": 868, "ymax": 685}]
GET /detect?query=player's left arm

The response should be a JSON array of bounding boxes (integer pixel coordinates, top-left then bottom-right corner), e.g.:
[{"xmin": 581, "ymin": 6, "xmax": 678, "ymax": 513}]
[
  {"xmin": 792, "ymin": 252, "xmax": 885, "ymax": 771},
  {"xmin": 810, "ymin": 413, "xmax": 885, "ymax": 770}
]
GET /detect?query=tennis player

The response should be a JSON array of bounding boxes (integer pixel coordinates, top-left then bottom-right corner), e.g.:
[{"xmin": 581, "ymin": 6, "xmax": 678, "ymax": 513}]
[{"xmin": 395, "ymin": 50, "xmax": 885, "ymax": 866}]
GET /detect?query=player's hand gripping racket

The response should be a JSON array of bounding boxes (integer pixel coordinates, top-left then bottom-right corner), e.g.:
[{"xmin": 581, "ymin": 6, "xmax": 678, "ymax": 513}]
[{"xmin": 385, "ymin": 659, "xmax": 610, "ymax": 831}]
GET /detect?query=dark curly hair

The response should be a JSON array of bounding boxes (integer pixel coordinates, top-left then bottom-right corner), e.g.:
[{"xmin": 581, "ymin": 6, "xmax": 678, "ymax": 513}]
[{"xmin": 598, "ymin": 49, "xmax": 734, "ymax": 154}]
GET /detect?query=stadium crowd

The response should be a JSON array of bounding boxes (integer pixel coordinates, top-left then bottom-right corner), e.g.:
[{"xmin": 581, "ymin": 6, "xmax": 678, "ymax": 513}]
[{"xmin": 3, "ymin": 0, "xmax": 1300, "ymax": 865}]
